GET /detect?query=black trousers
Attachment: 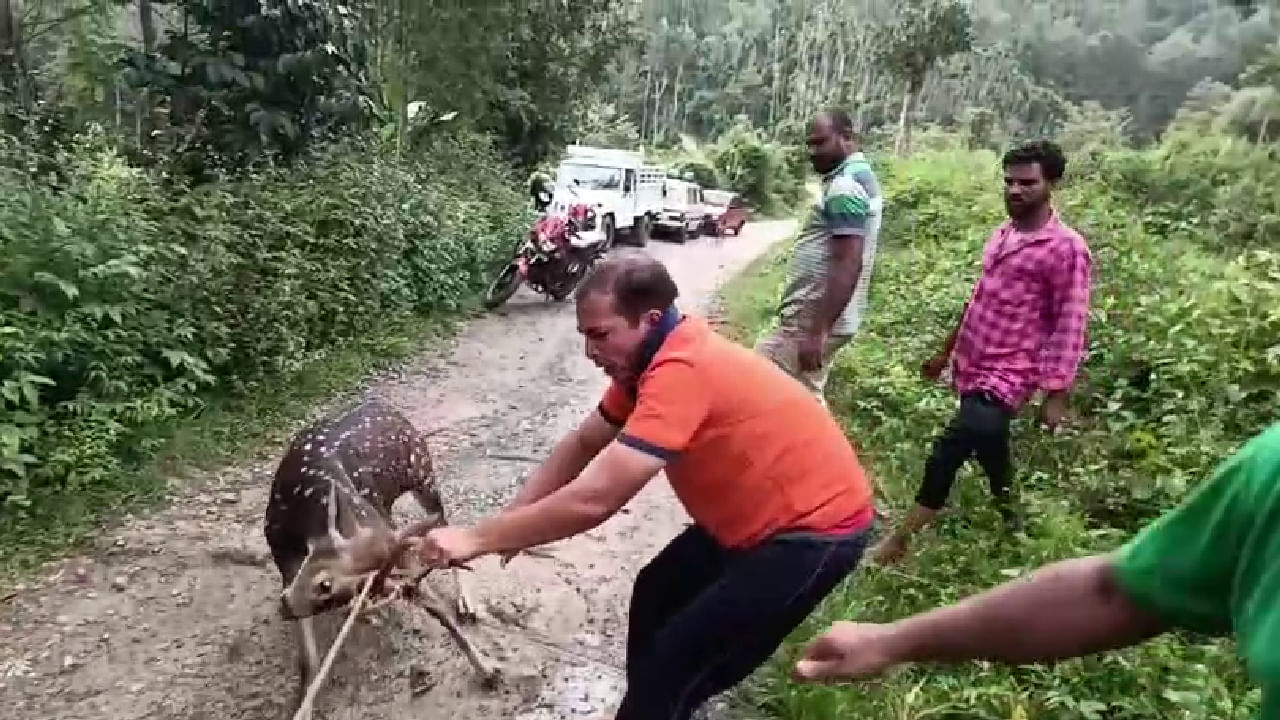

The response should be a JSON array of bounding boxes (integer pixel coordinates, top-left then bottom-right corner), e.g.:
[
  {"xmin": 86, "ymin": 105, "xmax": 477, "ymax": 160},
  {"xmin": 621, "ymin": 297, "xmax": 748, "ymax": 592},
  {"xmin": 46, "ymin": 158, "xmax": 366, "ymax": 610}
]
[
  {"xmin": 616, "ymin": 523, "xmax": 869, "ymax": 720},
  {"xmin": 914, "ymin": 391, "xmax": 1014, "ymax": 511}
]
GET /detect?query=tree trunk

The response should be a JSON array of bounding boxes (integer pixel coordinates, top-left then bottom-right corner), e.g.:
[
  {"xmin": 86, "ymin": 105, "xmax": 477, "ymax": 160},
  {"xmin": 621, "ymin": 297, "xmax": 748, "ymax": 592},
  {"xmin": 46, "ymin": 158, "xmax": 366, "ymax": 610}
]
[
  {"xmin": 640, "ymin": 64, "xmax": 652, "ymax": 141},
  {"xmin": 894, "ymin": 79, "xmax": 920, "ymax": 157},
  {"xmin": 133, "ymin": 0, "xmax": 161, "ymax": 148},
  {"xmin": 768, "ymin": 18, "xmax": 781, "ymax": 125},
  {"xmin": 396, "ymin": 0, "xmax": 409, "ymax": 155},
  {"xmin": 138, "ymin": 0, "xmax": 156, "ymax": 52},
  {"xmin": 670, "ymin": 61, "xmax": 683, "ymax": 133},
  {"xmin": 0, "ymin": 0, "xmax": 23, "ymax": 87}
]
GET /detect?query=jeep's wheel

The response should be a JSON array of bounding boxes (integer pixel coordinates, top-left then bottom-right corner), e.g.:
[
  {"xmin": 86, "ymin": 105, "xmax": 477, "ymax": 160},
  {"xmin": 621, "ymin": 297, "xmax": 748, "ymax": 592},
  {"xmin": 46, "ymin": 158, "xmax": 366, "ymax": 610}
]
[
  {"xmin": 632, "ymin": 214, "xmax": 650, "ymax": 247},
  {"xmin": 601, "ymin": 215, "xmax": 616, "ymax": 250}
]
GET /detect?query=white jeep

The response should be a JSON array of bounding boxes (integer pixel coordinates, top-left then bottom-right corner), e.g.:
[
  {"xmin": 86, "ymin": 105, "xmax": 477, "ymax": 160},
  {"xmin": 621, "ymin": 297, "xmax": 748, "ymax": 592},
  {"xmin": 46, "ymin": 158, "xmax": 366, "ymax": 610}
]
[
  {"xmin": 554, "ymin": 145, "xmax": 665, "ymax": 248},
  {"xmin": 654, "ymin": 178, "xmax": 708, "ymax": 244}
]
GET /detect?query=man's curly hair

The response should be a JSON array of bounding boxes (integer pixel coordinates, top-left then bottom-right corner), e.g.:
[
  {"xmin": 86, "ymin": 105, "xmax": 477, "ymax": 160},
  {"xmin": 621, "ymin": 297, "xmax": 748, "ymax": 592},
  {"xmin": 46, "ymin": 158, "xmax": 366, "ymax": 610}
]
[{"xmin": 1002, "ymin": 140, "xmax": 1067, "ymax": 183}]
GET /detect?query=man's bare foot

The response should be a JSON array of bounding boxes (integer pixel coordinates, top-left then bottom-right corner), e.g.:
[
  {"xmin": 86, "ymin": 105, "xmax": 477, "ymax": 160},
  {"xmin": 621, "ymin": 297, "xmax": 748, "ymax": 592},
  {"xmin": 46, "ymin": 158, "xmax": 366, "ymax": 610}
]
[{"xmin": 868, "ymin": 533, "xmax": 909, "ymax": 565}]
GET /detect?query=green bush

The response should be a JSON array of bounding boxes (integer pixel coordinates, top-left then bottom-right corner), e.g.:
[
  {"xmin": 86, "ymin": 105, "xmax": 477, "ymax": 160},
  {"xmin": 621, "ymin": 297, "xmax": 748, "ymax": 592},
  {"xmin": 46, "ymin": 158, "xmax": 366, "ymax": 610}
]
[
  {"xmin": 669, "ymin": 158, "xmax": 723, "ymax": 190},
  {"xmin": 725, "ymin": 133, "xmax": 1275, "ymax": 720},
  {"xmin": 711, "ymin": 123, "xmax": 809, "ymax": 215},
  {"xmin": 655, "ymin": 123, "xmax": 811, "ymax": 217},
  {"xmin": 0, "ymin": 128, "xmax": 529, "ymax": 514},
  {"xmin": 1094, "ymin": 128, "xmax": 1280, "ymax": 252}
]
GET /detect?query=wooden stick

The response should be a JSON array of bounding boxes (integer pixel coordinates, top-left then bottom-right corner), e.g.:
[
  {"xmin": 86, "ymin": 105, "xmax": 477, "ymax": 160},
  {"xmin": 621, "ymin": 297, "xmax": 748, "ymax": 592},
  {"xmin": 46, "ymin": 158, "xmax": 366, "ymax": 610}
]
[{"xmin": 292, "ymin": 574, "xmax": 376, "ymax": 720}]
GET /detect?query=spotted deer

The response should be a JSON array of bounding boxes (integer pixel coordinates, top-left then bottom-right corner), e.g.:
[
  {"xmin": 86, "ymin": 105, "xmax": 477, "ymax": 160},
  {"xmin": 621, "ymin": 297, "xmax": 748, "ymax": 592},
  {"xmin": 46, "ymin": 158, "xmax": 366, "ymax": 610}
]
[{"xmin": 263, "ymin": 400, "xmax": 498, "ymax": 714}]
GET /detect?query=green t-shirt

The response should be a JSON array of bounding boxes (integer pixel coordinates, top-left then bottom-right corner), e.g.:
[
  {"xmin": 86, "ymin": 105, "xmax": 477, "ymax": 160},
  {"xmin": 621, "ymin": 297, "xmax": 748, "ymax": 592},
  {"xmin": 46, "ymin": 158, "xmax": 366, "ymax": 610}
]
[{"xmin": 1112, "ymin": 421, "xmax": 1280, "ymax": 719}]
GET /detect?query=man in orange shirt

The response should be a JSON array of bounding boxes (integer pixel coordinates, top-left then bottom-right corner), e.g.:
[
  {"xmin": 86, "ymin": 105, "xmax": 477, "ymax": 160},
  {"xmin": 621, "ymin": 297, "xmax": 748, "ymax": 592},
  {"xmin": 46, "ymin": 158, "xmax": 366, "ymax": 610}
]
[{"xmin": 414, "ymin": 250, "xmax": 876, "ymax": 720}]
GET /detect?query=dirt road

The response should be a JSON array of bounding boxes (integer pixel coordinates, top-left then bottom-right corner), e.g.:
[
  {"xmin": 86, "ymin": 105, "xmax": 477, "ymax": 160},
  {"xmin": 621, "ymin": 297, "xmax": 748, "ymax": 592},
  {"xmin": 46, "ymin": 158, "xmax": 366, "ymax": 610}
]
[{"xmin": 0, "ymin": 220, "xmax": 795, "ymax": 720}]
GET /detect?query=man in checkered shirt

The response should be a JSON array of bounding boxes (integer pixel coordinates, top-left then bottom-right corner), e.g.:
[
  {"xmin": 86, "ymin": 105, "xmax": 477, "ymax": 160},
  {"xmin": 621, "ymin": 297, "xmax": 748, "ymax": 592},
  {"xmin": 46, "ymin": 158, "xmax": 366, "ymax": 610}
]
[{"xmin": 870, "ymin": 140, "xmax": 1092, "ymax": 565}]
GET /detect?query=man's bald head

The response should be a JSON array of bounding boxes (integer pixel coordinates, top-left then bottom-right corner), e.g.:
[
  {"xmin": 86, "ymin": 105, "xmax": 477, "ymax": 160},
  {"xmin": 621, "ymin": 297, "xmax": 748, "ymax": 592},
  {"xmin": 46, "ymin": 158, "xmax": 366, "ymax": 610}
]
[
  {"xmin": 815, "ymin": 108, "xmax": 857, "ymax": 141},
  {"xmin": 574, "ymin": 250, "xmax": 680, "ymax": 383},
  {"xmin": 808, "ymin": 107, "xmax": 857, "ymax": 174},
  {"xmin": 575, "ymin": 249, "xmax": 679, "ymax": 323}
]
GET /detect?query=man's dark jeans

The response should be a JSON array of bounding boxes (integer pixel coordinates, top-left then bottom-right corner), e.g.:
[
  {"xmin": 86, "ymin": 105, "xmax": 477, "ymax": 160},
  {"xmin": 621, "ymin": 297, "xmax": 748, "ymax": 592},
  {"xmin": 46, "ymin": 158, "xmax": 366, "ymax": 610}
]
[
  {"xmin": 615, "ymin": 522, "xmax": 869, "ymax": 720},
  {"xmin": 915, "ymin": 390, "xmax": 1015, "ymax": 514}
]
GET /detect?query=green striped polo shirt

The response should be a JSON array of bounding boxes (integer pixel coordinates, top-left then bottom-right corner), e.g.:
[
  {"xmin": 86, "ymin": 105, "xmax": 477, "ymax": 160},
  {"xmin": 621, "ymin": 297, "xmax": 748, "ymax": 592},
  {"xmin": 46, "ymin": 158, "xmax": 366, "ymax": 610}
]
[{"xmin": 777, "ymin": 152, "xmax": 882, "ymax": 337}]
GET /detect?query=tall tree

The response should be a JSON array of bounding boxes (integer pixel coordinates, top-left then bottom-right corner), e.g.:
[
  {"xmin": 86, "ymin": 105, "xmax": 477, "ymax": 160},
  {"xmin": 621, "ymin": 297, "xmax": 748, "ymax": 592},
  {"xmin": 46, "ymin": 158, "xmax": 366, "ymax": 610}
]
[{"xmin": 873, "ymin": 0, "xmax": 973, "ymax": 154}]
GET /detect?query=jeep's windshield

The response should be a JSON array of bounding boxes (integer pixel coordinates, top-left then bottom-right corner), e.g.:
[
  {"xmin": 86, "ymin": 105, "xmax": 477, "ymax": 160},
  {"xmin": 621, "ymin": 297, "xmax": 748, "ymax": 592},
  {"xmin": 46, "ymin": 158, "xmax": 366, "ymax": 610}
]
[
  {"xmin": 557, "ymin": 163, "xmax": 623, "ymax": 190},
  {"xmin": 703, "ymin": 190, "xmax": 734, "ymax": 207}
]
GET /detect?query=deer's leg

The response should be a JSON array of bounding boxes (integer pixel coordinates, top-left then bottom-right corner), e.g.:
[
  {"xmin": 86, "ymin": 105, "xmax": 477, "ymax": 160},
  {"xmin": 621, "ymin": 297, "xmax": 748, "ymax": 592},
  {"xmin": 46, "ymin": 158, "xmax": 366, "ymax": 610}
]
[
  {"xmin": 450, "ymin": 566, "xmax": 479, "ymax": 624},
  {"xmin": 292, "ymin": 617, "xmax": 322, "ymax": 719},
  {"xmin": 407, "ymin": 484, "xmax": 479, "ymax": 623},
  {"xmin": 412, "ymin": 583, "xmax": 501, "ymax": 687}
]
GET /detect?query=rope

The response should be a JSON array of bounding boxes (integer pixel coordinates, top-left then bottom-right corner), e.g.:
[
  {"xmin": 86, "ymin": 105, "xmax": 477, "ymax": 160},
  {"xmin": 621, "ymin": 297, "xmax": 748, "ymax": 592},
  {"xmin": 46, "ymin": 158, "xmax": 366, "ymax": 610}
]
[{"xmin": 292, "ymin": 574, "xmax": 376, "ymax": 720}]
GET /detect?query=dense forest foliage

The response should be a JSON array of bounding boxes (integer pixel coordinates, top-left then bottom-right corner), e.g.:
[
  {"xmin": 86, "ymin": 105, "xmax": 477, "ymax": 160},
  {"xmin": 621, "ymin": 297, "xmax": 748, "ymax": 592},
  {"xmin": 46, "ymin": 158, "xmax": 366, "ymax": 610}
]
[
  {"xmin": 594, "ymin": 0, "xmax": 1277, "ymax": 146},
  {"xmin": 1, "ymin": 10, "xmax": 1278, "ymax": 719}
]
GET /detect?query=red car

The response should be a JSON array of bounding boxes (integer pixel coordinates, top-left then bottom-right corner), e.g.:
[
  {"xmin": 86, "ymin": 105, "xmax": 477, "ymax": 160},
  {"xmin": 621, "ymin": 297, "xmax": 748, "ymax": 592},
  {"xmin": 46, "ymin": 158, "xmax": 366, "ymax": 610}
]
[{"xmin": 700, "ymin": 190, "xmax": 751, "ymax": 236}]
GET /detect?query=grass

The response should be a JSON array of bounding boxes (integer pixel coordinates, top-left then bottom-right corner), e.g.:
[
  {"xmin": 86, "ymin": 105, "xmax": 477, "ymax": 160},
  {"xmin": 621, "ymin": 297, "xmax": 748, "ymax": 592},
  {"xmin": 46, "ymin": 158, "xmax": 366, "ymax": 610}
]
[
  {"xmin": 0, "ymin": 308, "xmax": 475, "ymax": 585},
  {"xmin": 713, "ymin": 154, "xmax": 1261, "ymax": 719},
  {"xmin": 712, "ymin": 233, "xmax": 794, "ymax": 346}
]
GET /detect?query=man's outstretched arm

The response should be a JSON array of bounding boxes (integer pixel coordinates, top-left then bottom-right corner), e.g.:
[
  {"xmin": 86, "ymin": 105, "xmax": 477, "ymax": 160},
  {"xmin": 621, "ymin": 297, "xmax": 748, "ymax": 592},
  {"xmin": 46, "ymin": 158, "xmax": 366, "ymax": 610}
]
[
  {"xmin": 794, "ymin": 555, "xmax": 1165, "ymax": 682},
  {"xmin": 885, "ymin": 555, "xmax": 1163, "ymax": 665},
  {"xmin": 473, "ymin": 441, "xmax": 665, "ymax": 556},
  {"xmin": 797, "ymin": 430, "xmax": 1263, "ymax": 683},
  {"xmin": 502, "ymin": 410, "xmax": 620, "ymax": 513}
]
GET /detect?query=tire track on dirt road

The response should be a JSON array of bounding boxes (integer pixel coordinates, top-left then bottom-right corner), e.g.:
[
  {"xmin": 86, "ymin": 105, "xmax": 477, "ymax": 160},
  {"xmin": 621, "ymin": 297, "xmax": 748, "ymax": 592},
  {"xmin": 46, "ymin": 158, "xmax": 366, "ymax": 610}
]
[{"xmin": 0, "ymin": 220, "xmax": 795, "ymax": 720}]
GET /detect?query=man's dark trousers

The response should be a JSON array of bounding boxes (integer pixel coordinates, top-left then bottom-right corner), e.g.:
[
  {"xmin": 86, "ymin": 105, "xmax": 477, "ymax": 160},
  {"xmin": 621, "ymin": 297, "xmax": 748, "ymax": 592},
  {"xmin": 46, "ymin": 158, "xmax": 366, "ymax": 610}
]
[{"xmin": 615, "ymin": 522, "xmax": 869, "ymax": 720}]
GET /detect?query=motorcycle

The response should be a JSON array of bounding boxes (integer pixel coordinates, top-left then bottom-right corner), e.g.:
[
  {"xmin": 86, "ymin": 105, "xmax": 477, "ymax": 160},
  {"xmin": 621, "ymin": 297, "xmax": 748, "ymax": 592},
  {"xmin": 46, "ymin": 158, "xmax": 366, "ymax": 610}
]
[{"xmin": 483, "ymin": 196, "xmax": 608, "ymax": 310}]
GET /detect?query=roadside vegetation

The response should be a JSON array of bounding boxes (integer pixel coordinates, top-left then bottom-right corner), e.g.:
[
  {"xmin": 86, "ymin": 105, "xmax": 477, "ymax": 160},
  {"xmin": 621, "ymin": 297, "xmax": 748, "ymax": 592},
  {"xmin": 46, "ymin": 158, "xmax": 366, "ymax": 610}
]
[
  {"xmin": 719, "ymin": 116, "xmax": 1278, "ymax": 719},
  {"xmin": 2, "ymin": 11, "xmax": 1278, "ymax": 720},
  {"xmin": 0, "ymin": 0, "xmax": 626, "ymax": 577}
]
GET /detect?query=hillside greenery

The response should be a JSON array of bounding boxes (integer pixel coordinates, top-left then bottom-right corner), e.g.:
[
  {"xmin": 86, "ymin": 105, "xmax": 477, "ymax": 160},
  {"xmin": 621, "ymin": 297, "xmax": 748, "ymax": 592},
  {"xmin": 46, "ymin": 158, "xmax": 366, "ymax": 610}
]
[
  {"xmin": 719, "ymin": 121, "xmax": 1277, "ymax": 719},
  {"xmin": 0, "ymin": 9, "xmax": 1277, "ymax": 703}
]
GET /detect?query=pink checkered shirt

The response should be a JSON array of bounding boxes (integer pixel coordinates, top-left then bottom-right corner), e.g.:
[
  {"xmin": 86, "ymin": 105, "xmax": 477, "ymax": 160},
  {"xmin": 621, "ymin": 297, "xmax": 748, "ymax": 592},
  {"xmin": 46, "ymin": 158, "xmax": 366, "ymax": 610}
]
[{"xmin": 951, "ymin": 210, "xmax": 1092, "ymax": 412}]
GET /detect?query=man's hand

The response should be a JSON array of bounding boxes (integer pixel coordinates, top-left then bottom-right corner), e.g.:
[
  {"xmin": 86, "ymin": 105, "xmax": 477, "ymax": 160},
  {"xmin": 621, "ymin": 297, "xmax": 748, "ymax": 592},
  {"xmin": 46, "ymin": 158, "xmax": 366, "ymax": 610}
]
[
  {"xmin": 415, "ymin": 526, "xmax": 485, "ymax": 569},
  {"xmin": 1039, "ymin": 392, "xmax": 1069, "ymax": 430},
  {"xmin": 797, "ymin": 329, "xmax": 827, "ymax": 372},
  {"xmin": 792, "ymin": 621, "xmax": 903, "ymax": 683},
  {"xmin": 921, "ymin": 353, "xmax": 948, "ymax": 381}
]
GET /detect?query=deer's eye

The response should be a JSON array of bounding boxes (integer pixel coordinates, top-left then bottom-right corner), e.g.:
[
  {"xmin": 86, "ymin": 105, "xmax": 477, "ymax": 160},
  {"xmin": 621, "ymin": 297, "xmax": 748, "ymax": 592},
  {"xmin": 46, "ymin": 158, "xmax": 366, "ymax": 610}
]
[{"xmin": 315, "ymin": 578, "xmax": 333, "ymax": 595}]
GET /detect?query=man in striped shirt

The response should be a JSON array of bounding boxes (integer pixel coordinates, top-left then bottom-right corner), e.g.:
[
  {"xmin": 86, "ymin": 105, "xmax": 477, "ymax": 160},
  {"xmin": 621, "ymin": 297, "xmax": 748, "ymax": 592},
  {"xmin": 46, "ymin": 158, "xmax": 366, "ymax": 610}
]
[{"xmin": 755, "ymin": 109, "xmax": 882, "ymax": 407}]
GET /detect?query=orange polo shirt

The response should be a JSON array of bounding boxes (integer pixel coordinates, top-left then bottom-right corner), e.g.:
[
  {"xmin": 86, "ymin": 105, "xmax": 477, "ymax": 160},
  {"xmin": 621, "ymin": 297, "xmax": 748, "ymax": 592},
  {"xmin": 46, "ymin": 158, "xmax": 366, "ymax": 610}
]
[{"xmin": 598, "ymin": 314, "xmax": 873, "ymax": 549}]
